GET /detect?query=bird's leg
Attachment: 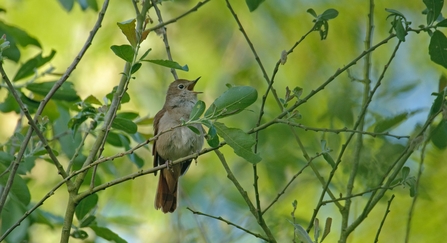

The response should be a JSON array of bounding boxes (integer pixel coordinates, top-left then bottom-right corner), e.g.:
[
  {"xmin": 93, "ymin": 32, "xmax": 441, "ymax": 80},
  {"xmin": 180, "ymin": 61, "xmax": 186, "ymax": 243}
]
[{"xmin": 166, "ymin": 160, "xmax": 174, "ymax": 172}]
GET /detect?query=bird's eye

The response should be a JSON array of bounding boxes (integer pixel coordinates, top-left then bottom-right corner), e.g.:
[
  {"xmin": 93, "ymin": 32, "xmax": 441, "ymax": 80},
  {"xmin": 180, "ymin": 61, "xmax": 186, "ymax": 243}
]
[{"xmin": 178, "ymin": 84, "xmax": 185, "ymax": 89}]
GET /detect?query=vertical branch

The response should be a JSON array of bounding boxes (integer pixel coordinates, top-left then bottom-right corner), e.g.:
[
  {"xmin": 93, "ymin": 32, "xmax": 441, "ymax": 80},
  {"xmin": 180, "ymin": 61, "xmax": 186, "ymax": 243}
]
[
  {"xmin": 404, "ymin": 141, "xmax": 428, "ymax": 243},
  {"xmin": 151, "ymin": 0, "xmax": 178, "ymax": 80},
  {"xmin": 374, "ymin": 195, "xmax": 395, "ymax": 243},
  {"xmin": 214, "ymin": 150, "xmax": 276, "ymax": 242},
  {"xmin": 340, "ymin": 0, "xmax": 375, "ymax": 240}
]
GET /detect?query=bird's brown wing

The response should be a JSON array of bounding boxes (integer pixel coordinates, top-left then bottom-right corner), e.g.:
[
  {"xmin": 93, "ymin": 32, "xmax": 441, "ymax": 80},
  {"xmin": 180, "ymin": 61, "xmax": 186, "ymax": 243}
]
[{"xmin": 152, "ymin": 110, "xmax": 164, "ymax": 175}]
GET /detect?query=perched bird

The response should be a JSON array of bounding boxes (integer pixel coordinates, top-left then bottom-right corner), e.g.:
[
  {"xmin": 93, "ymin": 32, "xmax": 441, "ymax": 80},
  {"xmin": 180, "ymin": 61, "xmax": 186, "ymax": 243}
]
[{"xmin": 153, "ymin": 77, "xmax": 204, "ymax": 213}]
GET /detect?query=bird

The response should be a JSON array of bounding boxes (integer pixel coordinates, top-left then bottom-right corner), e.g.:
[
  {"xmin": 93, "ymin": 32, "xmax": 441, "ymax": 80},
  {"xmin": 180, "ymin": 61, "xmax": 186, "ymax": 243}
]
[{"xmin": 153, "ymin": 77, "xmax": 204, "ymax": 213}]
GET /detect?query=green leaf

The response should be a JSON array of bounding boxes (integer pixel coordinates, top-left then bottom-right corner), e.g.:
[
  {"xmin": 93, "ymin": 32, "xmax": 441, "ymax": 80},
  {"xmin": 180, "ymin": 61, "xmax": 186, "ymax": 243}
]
[
  {"xmin": 245, "ymin": 0, "xmax": 265, "ymax": 12},
  {"xmin": 106, "ymin": 86, "xmax": 130, "ymax": 104},
  {"xmin": 117, "ymin": 19, "xmax": 137, "ymax": 47},
  {"xmin": 204, "ymin": 86, "xmax": 258, "ymax": 119},
  {"xmin": 385, "ymin": 8, "xmax": 406, "ymax": 18},
  {"xmin": 86, "ymin": 0, "xmax": 98, "ymax": 11},
  {"xmin": 394, "ymin": 19, "xmax": 407, "ymax": 42},
  {"xmin": 142, "ymin": 59, "xmax": 189, "ymax": 71},
  {"xmin": 0, "ymin": 93, "xmax": 20, "ymax": 113},
  {"xmin": 58, "ymin": 0, "xmax": 74, "ymax": 11},
  {"xmin": 84, "ymin": 95, "xmax": 102, "ymax": 106},
  {"xmin": 429, "ymin": 91, "xmax": 445, "ymax": 116},
  {"xmin": 214, "ymin": 122, "xmax": 261, "ymax": 163},
  {"xmin": 307, "ymin": 8, "xmax": 318, "ymax": 18},
  {"xmin": 131, "ymin": 62, "xmax": 141, "ymax": 74},
  {"xmin": 429, "ymin": 30, "xmax": 447, "ymax": 68},
  {"xmin": 0, "ymin": 168, "xmax": 31, "ymax": 206},
  {"xmin": 75, "ymin": 194, "xmax": 98, "ymax": 221},
  {"xmin": 292, "ymin": 222, "xmax": 313, "ymax": 243},
  {"xmin": 71, "ymin": 229, "xmax": 88, "ymax": 239},
  {"xmin": 116, "ymin": 112, "xmax": 139, "ymax": 120},
  {"xmin": 423, "ymin": 0, "xmax": 444, "ymax": 25},
  {"xmin": 90, "ymin": 226, "xmax": 127, "ymax": 243},
  {"xmin": 401, "ymin": 166, "xmax": 410, "ymax": 180},
  {"xmin": 80, "ymin": 215, "xmax": 96, "ymax": 228},
  {"xmin": 139, "ymin": 48, "xmax": 152, "ymax": 61},
  {"xmin": 111, "ymin": 45, "xmax": 134, "ymax": 63},
  {"xmin": 322, "ymin": 153, "xmax": 335, "ymax": 169},
  {"xmin": 319, "ymin": 9, "xmax": 339, "ymax": 21},
  {"xmin": 374, "ymin": 112, "xmax": 409, "ymax": 133},
  {"xmin": 112, "ymin": 117, "xmax": 138, "ymax": 134},
  {"xmin": 189, "ymin": 100, "xmax": 205, "ymax": 121},
  {"xmin": 106, "ymin": 131, "xmax": 127, "ymax": 147},
  {"xmin": 436, "ymin": 18, "xmax": 447, "ymax": 27},
  {"xmin": 0, "ymin": 21, "xmax": 41, "ymax": 62},
  {"xmin": 119, "ymin": 134, "xmax": 144, "ymax": 168},
  {"xmin": 13, "ymin": 50, "xmax": 56, "ymax": 81},
  {"xmin": 431, "ymin": 120, "xmax": 447, "ymax": 149},
  {"xmin": 206, "ymin": 125, "xmax": 220, "ymax": 147},
  {"xmin": 26, "ymin": 81, "xmax": 81, "ymax": 101}
]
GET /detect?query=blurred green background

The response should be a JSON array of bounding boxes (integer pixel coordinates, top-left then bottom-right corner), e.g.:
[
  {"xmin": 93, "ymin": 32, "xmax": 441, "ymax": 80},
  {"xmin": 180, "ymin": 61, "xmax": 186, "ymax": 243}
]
[{"xmin": 1, "ymin": 0, "xmax": 446, "ymax": 242}]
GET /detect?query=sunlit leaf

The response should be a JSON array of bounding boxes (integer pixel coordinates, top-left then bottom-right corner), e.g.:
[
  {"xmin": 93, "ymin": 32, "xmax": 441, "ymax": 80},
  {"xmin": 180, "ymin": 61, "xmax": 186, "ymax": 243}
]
[
  {"xmin": 117, "ymin": 19, "xmax": 137, "ymax": 47},
  {"xmin": 142, "ymin": 59, "xmax": 189, "ymax": 71},
  {"xmin": 320, "ymin": 9, "xmax": 339, "ymax": 21},
  {"xmin": 204, "ymin": 86, "xmax": 258, "ymax": 119}
]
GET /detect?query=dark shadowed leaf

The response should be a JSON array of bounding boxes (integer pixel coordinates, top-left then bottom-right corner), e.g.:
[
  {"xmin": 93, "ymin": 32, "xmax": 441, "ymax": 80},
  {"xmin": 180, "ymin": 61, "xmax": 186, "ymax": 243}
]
[
  {"xmin": 0, "ymin": 21, "xmax": 41, "ymax": 62},
  {"xmin": 214, "ymin": 122, "xmax": 261, "ymax": 163},
  {"xmin": 423, "ymin": 0, "xmax": 444, "ymax": 25},
  {"xmin": 80, "ymin": 215, "xmax": 96, "ymax": 228},
  {"xmin": 131, "ymin": 62, "xmax": 141, "ymax": 74},
  {"xmin": 307, "ymin": 8, "xmax": 318, "ymax": 18},
  {"xmin": 206, "ymin": 125, "xmax": 220, "ymax": 148},
  {"xmin": 112, "ymin": 117, "xmax": 138, "ymax": 134},
  {"xmin": 71, "ymin": 230, "xmax": 88, "ymax": 239},
  {"xmin": 431, "ymin": 120, "xmax": 447, "ymax": 149},
  {"xmin": 204, "ymin": 86, "xmax": 257, "ymax": 119},
  {"xmin": 26, "ymin": 81, "xmax": 80, "ymax": 101},
  {"xmin": 111, "ymin": 45, "xmax": 134, "ymax": 63},
  {"xmin": 13, "ymin": 50, "xmax": 56, "ymax": 81},
  {"xmin": 75, "ymin": 194, "xmax": 98, "ymax": 221},
  {"xmin": 119, "ymin": 134, "xmax": 144, "ymax": 168},
  {"xmin": 245, "ymin": 0, "xmax": 265, "ymax": 12},
  {"xmin": 374, "ymin": 112, "xmax": 409, "ymax": 133},
  {"xmin": 189, "ymin": 100, "xmax": 205, "ymax": 121},
  {"xmin": 429, "ymin": 31, "xmax": 447, "ymax": 68}
]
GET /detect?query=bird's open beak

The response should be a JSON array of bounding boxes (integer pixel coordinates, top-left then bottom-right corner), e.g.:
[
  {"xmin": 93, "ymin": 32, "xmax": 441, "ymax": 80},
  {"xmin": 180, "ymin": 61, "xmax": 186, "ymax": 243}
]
[{"xmin": 188, "ymin": 77, "xmax": 202, "ymax": 94}]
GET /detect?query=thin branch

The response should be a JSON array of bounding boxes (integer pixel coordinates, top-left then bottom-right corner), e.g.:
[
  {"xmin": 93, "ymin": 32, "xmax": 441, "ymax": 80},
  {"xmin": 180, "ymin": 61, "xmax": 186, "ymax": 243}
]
[
  {"xmin": 374, "ymin": 195, "xmax": 395, "ymax": 243},
  {"xmin": 307, "ymin": 39, "xmax": 402, "ymax": 233},
  {"xmin": 404, "ymin": 140, "xmax": 429, "ymax": 243},
  {"xmin": 187, "ymin": 207, "xmax": 269, "ymax": 242},
  {"xmin": 146, "ymin": 0, "xmax": 212, "ymax": 32},
  {"xmin": 151, "ymin": 0, "xmax": 178, "ymax": 79},
  {"xmin": 262, "ymin": 152, "xmax": 323, "ymax": 214},
  {"xmin": 276, "ymin": 120, "xmax": 409, "ymax": 139},
  {"xmin": 214, "ymin": 150, "xmax": 276, "ymax": 242}
]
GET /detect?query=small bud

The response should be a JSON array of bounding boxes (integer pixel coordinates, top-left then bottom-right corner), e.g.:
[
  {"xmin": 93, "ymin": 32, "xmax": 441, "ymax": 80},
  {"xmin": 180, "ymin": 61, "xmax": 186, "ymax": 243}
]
[{"xmin": 280, "ymin": 50, "xmax": 288, "ymax": 65}]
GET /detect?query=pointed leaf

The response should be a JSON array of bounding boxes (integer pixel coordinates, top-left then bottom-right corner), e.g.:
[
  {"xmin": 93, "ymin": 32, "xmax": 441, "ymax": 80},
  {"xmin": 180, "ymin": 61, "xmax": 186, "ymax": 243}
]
[
  {"xmin": 142, "ymin": 59, "xmax": 189, "ymax": 71},
  {"xmin": 374, "ymin": 112, "xmax": 409, "ymax": 133},
  {"xmin": 90, "ymin": 226, "xmax": 127, "ymax": 243},
  {"xmin": 117, "ymin": 19, "xmax": 137, "ymax": 47},
  {"xmin": 206, "ymin": 125, "xmax": 220, "ymax": 148},
  {"xmin": 214, "ymin": 122, "xmax": 261, "ymax": 163},
  {"xmin": 26, "ymin": 81, "xmax": 80, "ymax": 101},
  {"xmin": 13, "ymin": 50, "xmax": 56, "ymax": 81},
  {"xmin": 320, "ymin": 9, "xmax": 339, "ymax": 21},
  {"xmin": 307, "ymin": 8, "xmax": 318, "ymax": 18},
  {"xmin": 245, "ymin": 0, "xmax": 265, "ymax": 12},
  {"xmin": 431, "ymin": 120, "xmax": 447, "ymax": 149},
  {"xmin": 423, "ymin": 0, "xmax": 444, "ymax": 25}
]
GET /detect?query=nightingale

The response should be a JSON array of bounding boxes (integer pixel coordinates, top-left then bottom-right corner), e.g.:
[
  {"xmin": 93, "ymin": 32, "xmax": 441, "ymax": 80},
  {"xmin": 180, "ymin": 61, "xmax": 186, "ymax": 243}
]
[{"xmin": 153, "ymin": 77, "xmax": 204, "ymax": 213}]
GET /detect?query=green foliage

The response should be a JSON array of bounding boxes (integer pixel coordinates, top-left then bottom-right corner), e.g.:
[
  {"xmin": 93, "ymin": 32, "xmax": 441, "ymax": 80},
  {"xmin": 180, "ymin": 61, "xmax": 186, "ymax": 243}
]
[
  {"xmin": 245, "ymin": 0, "xmax": 265, "ymax": 12},
  {"xmin": 142, "ymin": 59, "xmax": 189, "ymax": 71},
  {"xmin": 429, "ymin": 31, "xmax": 447, "ymax": 68},
  {"xmin": 0, "ymin": 21, "xmax": 40, "ymax": 62},
  {"xmin": 204, "ymin": 86, "xmax": 258, "ymax": 119}
]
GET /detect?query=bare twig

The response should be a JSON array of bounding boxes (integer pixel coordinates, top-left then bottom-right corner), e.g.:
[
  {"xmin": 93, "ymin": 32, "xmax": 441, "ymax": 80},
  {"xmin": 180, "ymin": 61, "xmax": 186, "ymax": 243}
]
[
  {"xmin": 151, "ymin": 0, "xmax": 178, "ymax": 79},
  {"xmin": 374, "ymin": 195, "xmax": 395, "ymax": 243},
  {"xmin": 187, "ymin": 207, "xmax": 269, "ymax": 241}
]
